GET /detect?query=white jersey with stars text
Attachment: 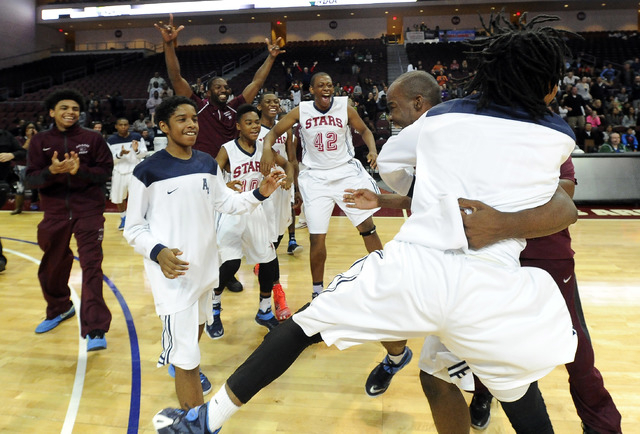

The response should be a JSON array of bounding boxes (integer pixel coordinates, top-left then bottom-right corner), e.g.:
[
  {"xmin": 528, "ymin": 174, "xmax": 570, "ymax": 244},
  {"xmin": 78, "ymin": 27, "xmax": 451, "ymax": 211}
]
[
  {"xmin": 123, "ymin": 149, "xmax": 265, "ymax": 315},
  {"xmin": 222, "ymin": 139, "xmax": 263, "ymax": 192},
  {"xmin": 258, "ymin": 125, "xmax": 288, "ymax": 160},
  {"xmin": 298, "ymin": 96, "xmax": 354, "ymax": 169}
]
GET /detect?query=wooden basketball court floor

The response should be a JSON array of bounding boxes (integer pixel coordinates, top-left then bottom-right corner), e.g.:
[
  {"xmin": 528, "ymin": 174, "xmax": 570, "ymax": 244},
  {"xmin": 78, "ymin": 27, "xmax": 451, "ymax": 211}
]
[{"xmin": 0, "ymin": 210, "xmax": 638, "ymax": 433}]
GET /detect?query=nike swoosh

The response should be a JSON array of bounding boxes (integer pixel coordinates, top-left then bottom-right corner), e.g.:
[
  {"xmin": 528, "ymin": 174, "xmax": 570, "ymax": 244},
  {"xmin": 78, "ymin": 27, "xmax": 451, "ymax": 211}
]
[
  {"xmin": 167, "ymin": 188, "xmax": 178, "ymax": 194},
  {"xmin": 368, "ymin": 385, "xmax": 386, "ymax": 394},
  {"xmin": 563, "ymin": 275, "xmax": 572, "ymax": 283},
  {"xmin": 43, "ymin": 147, "xmax": 51, "ymax": 151}
]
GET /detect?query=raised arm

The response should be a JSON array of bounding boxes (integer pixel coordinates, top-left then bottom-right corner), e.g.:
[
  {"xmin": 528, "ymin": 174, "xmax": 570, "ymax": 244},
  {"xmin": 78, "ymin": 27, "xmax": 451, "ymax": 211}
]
[
  {"xmin": 241, "ymin": 37, "xmax": 285, "ymax": 103},
  {"xmin": 154, "ymin": 15, "xmax": 193, "ymax": 98},
  {"xmin": 260, "ymin": 107, "xmax": 299, "ymax": 175},
  {"xmin": 347, "ymin": 105, "xmax": 377, "ymax": 169}
]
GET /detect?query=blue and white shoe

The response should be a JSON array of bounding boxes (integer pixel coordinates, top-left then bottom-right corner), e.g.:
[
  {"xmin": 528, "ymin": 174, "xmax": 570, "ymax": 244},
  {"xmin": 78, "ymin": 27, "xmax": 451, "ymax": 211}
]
[
  {"xmin": 167, "ymin": 365, "xmax": 212, "ymax": 395},
  {"xmin": 205, "ymin": 304, "xmax": 224, "ymax": 339},
  {"xmin": 35, "ymin": 305, "xmax": 75, "ymax": 334},
  {"xmin": 118, "ymin": 216, "xmax": 126, "ymax": 231},
  {"xmin": 254, "ymin": 308, "xmax": 280, "ymax": 330},
  {"xmin": 87, "ymin": 334, "xmax": 107, "ymax": 352},
  {"xmin": 153, "ymin": 404, "xmax": 220, "ymax": 434},
  {"xmin": 365, "ymin": 347, "xmax": 413, "ymax": 397}
]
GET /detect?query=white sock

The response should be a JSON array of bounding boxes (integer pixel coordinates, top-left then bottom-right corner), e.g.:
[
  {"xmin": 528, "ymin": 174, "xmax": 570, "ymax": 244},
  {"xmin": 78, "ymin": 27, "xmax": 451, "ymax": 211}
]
[
  {"xmin": 312, "ymin": 283, "xmax": 323, "ymax": 296},
  {"xmin": 388, "ymin": 347, "xmax": 407, "ymax": 365},
  {"xmin": 212, "ymin": 292, "xmax": 222, "ymax": 306},
  {"xmin": 120, "ymin": 211, "xmax": 126, "ymax": 218},
  {"xmin": 259, "ymin": 296, "xmax": 271, "ymax": 313},
  {"xmin": 207, "ymin": 385, "xmax": 240, "ymax": 432}
]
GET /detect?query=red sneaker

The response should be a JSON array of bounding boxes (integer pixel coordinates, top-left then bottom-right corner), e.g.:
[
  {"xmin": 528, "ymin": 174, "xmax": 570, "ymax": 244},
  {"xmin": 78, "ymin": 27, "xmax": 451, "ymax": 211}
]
[{"xmin": 272, "ymin": 284, "xmax": 292, "ymax": 321}]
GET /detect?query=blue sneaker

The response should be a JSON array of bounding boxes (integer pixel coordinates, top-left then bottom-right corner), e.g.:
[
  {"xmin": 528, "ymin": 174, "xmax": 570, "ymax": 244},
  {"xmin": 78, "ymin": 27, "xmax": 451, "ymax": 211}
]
[
  {"xmin": 35, "ymin": 305, "xmax": 75, "ymax": 334},
  {"xmin": 118, "ymin": 216, "xmax": 126, "ymax": 231},
  {"xmin": 255, "ymin": 308, "xmax": 279, "ymax": 330},
  {"xmin": 153, "ymin": 404, "xmax": 220, "ymax": 434},
  {"xmin": 205, "ymin": 304, "xmax": 224, "ymax": 339},
  {"xmin": 87, "ymin": 335, "xmax": 107, "ymax": 351},
  {"xmin": 365, "ymin": 347, "xmax": 413, "ymax": 397},
  {"xmin": 167, "ymin": 365, "xmax": 212, "ymax": 395}
]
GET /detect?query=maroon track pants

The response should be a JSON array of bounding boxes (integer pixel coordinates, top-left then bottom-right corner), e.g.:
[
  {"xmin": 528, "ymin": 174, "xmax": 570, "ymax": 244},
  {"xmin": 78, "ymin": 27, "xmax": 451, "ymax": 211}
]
[{"xmin": 37, "ymin": 214, "xmax": 112, "ymax": 338}]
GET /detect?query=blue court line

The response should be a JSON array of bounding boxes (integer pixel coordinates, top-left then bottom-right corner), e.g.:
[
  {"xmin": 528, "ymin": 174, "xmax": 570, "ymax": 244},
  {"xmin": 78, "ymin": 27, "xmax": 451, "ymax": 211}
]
[{"xmin": 1, "ymin": 236, "xmax": 141, "ymax": 433}]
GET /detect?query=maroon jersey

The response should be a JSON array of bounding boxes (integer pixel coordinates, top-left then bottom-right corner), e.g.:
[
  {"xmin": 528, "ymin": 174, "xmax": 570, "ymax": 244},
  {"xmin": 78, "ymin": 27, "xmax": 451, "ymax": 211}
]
[
  {"xmin": 191, "ymin": 93, "xmax": 246, "ymax": 157},
  {"xmin": 520, "ymin": 157, "xmax": 576, "ymax": 260}
]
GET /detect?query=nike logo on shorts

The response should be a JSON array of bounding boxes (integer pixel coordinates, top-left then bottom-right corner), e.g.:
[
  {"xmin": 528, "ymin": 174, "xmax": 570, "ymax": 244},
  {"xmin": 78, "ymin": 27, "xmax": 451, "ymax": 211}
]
[
  {"xmin": 43, "ymin": 147, "xmax": 51, "ymax": 151},
  {"xmin": 563, "ymin": 275, "xmax": 572, "ymax": 283},
  {"xmin": 167, "ymin": 188, "xmax": 178, "ymax": 194}
]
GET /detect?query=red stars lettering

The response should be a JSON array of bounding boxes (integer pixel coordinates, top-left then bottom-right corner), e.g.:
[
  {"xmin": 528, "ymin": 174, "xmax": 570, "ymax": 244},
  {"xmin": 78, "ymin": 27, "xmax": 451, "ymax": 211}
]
[
  {"xmin": 232, "ymin": 160, "xmax": 261, "ymax": 177},
  {"xmin": 304, "ymin": 116, "xmax": 343, "ymax": 129}
]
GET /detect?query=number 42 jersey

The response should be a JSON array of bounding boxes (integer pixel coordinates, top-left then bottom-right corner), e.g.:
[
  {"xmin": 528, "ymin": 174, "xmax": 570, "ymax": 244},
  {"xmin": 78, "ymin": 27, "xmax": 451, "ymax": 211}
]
[{"xmin": 298, "ymin": 96, "xmax": 354, "ymax": 170}]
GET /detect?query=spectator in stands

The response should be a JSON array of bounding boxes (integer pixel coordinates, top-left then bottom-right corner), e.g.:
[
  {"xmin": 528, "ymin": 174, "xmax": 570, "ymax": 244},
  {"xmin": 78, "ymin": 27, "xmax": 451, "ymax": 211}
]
[
  {"xmin": 576, "ymin": 122, "xmax": 603, "ymax": 152},
  {"xmin": 435, "ymin": 69, "xmax": 448, "ymax": 89},
  {"xmin": 146, "ymin": 90, "xmax": 162, "ymax": 124},
  {"xmin": 280, "ymin": 93, "xmax": 293, "ymax": 114},
  {"xmin": 600, "ymin": 63, "xmax": 618, "ymax": 86},
  {"xmin": 294, "ymin": 60, "xmax": 317, "ymax": 92},
  {"xmin": 140, "ymin": 128, "xmax": 154, "ymax": 151},
  {"xmin": 353, "ymin": 82, "xmax": 363, "ymax": 98},
  {"xmin": 430, "ymin": 60, "xmax": 445, "ymax": 75},
  {"xmin": 621, "ymin": 127, "xmax": 639, "ymax": 151},
  {"xmin": 132, "ymin": 112, "xmax": 147, "ymax": 133},
  {"xmin": 147, "ymin": 71, "xmax": 166, "ymax": 93},
  {"xmin": 599, "ymin": 131, "xmax": 626, "ymax": 153},
  {"xmin": 590, "ymin": 76, "xmax": 608, "ymax": 102},
  {"xmin": 35, "ymin": 115, "xmax": 46, "ymax": 132},
  {"xmin": 562, "ymin": 70, "xmax": 579, "ymax": 86},
  {"xmin": 160, "ymin": 82, "xmax": 174, "ymax": 99},
  {"xmin": 586, "ymin": 110, "xmax": 603, "ymax": 129},
  {"xmin": 87, "ymin": 99, "xmax": 103, "ymax": 125},
  {"xmin": 107, "ymin": 91, "xmax": 125, "ymax": 119},
  {"xmin": 376, "ymin": 94, "xmax": 388, "ymax": 117},
  {"xmin": 631, "ymin": 76, "xmax": 640, "ymax": 110},
  {"xmin": 605, "ymin": 106, "xmax": 623, "ymax": 127},
  {"xmin": 575, "ymin": 76, "xmax": 592, "ymax": 101},
  {"xmin": 616, "ymin": 87, "xmax": 629, "ymax": 105},
  {"xmin": 363, "ymin": 91, "xmax": 378, "ymax": 121},
  {"xmin": 191, "ymin": 77, "xmax": 205, "ymax": 99},
  {"xmin": 149, "ymin": 81, "xmax": 162, "ymax": 98},
  {"xmin": 620, "ymin": 62, "xmax": 636, "ymax": 90},
  {"xmin": 407, "ymin": 62, "xmax": 415, "ymax": 72},
  {"xmin": 449, "ymin": 59, "xmax": 460, "ymax": 71},
  {"xmin": 622, "ymin": 106, "xmax": 637, "ymax": 128},
  {"xmin": 562, "ymin": 85, "xmax": 588, "ymax": 129},
  {"xmin": 632, "ymin": 57, "xmax": 640, "ymax": 74}
]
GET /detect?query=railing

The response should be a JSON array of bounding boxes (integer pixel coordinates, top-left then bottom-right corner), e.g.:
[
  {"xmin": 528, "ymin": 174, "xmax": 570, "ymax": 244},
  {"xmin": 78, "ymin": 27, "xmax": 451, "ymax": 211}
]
[
  {"xmin": 221, "ymin": 61, "xmax": 236, "ymax": 76},
  {"xmin": 22, "ymin": 76, "xmax": 53, "ymax": 95},
  {"xmin": 62, "ymin": 66, "xmax": 87, "ymax": 82}
]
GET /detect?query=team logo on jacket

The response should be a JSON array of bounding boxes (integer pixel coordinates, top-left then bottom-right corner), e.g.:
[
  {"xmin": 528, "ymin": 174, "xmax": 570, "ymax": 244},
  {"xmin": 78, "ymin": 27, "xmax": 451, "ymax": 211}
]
[{"xmin": 76, "ymin": 143, "xmax": 90, "ymax": 154}]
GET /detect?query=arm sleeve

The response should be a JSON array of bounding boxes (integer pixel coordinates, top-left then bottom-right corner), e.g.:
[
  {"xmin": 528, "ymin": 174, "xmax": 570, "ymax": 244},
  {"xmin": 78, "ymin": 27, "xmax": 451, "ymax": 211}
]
[
  {"xmin": 211, "ymin": 170, "xmax": 264, "ymax": 214},
  {"xmin": 123, "ymin": 176, "xmax": 166, "ymax": 260},
  {"xmin": 377, "ymin": 119, "xmax": 422, "ymax": 195}
]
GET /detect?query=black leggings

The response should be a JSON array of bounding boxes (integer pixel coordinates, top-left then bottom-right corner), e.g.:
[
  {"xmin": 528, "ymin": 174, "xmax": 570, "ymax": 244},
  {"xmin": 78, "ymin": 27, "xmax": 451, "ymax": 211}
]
[
  {"xmin": 501, "ymin": 381, "xmax": 554, "ymax": 434},
  {"xmin": 227, "ymin": 305, "xmax": 322, "ymax": 403}
]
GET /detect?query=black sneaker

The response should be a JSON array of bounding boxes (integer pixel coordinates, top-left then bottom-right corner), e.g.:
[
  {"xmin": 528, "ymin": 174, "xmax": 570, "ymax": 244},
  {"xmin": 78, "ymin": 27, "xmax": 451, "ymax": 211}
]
[
  {"xmin": 469, "ymin": 392, "xmax": 493, "ymax": 430},
  {"xmin": 226, "ymin": 275, "xmax": 243, "ymax": 292},
  {"xmin": 255, "ymin": 308, "xmax": 280, "ymax": 330},
  {"xmin": 205, "ymin": 304, "xmax": 224, "ymax": 339},
  {"xmin": 287, "ymin": 240, "xmax": 303, "ymax": 256},
  {"xmin": 582, "ymin": 423, "xmax": 603, "ymax": 434},
  {"xmin": 365, "ymin": 347, "xmax": 413, "ymax": 397}
]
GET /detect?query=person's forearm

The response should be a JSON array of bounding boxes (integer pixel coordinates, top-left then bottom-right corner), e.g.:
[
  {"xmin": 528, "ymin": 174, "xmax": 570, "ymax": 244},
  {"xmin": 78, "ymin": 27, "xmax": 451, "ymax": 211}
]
[
  {"xmin": 497, "ymin": 187, "xmax": 577, "ymax": 240},
  {"xmin": 377, "ymin": 193, "xmax": 411, "ymax": 210}
]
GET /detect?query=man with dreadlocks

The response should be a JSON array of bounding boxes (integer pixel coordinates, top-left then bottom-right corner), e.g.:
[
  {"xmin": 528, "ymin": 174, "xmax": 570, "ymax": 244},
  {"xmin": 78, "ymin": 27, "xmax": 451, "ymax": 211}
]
[{"xmin": 152, "ymin": 13, "xmax": 580, "ymax": 434}]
